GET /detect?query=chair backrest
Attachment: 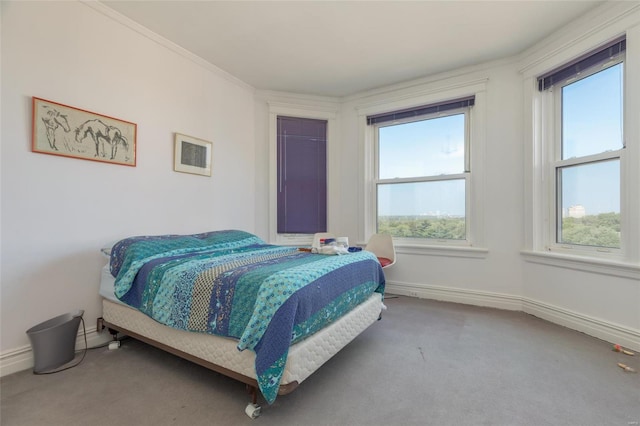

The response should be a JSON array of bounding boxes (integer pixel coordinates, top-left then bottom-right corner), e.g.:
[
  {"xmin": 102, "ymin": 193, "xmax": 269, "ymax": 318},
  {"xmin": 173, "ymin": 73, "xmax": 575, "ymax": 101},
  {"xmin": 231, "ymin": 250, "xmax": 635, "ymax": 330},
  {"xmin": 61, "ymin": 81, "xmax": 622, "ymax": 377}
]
[
  {"xmin": 365, "ymin": 234, "xmax": 396, "ymax": 268},
  {"xmin": 312, "ymin": 232, "xmax": 335, "ymax": 250}
]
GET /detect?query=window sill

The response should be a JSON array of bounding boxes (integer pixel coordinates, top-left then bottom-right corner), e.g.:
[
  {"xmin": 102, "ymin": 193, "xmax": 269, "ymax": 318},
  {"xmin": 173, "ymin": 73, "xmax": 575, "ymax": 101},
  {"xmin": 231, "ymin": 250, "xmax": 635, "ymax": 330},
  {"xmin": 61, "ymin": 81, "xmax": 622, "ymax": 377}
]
[
  {"xmin": 396, "ymin": 243, "xmax": 489, "ymax": 259},
  {"xmin": 521, "ymin": 250, "xmax": 640, "ymax": 280},
  {"xmin": 273, "ymin": 234, "xmax": 313, "ymax": 247}
]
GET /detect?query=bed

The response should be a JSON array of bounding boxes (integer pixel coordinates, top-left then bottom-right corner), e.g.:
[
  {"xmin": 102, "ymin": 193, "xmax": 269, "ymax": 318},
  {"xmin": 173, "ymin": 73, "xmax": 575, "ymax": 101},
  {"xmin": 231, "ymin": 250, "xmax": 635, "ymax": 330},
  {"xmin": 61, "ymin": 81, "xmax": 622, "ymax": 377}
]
[{"xmin": 97, "ymin": 230, "xmax": 385, "ymax": 418}]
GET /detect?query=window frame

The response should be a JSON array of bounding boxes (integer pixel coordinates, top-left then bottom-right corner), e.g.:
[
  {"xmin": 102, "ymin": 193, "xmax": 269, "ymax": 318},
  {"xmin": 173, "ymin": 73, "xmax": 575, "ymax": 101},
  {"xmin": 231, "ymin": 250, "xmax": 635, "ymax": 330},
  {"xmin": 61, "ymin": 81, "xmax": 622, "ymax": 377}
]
[
  {"xmin": 522, "ymin": 27, "xmax": 640, "ymax": 276},
  {"xmin": 541, "ymin": 50, "xmax": 626, "ymax": 259},
  {"xmin": 372, "ymin": 107, "xmax": 472, "ymax": 245},
  {"xmin": 358, "ymin": 79, "xmax": 488, "ymax": 256},
  {"xmin": 268, "ymin": 102, "xmax": 338, "ymax": 246}
]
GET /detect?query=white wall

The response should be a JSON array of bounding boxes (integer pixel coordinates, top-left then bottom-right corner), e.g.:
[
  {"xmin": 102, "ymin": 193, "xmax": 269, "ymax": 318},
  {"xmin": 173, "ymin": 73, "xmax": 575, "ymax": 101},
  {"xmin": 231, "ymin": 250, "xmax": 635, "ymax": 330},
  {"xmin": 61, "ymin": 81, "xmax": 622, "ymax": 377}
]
[{"xmin": 1, "ymin": 1, "xmax": 257, "ymax": 374}]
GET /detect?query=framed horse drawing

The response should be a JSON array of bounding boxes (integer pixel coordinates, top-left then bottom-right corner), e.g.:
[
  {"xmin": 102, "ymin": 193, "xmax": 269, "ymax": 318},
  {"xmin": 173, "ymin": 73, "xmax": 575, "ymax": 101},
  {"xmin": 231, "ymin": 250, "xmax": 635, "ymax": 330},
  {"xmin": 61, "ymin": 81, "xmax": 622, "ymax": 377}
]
[{"xmin": 32, "ymin": 97, "xmax": 137, "ymax": 167}]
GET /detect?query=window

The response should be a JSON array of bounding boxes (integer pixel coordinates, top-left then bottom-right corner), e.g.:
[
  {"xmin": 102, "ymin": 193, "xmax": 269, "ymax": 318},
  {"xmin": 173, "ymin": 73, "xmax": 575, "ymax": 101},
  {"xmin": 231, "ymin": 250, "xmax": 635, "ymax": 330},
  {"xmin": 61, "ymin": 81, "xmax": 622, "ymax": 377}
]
[
  {"xmin": 277, "ymin": 116, "xmax": 327, "ymax": 234},
  {"xmin": 267, "ymin": 102, "xmax": 338, "ymax": 246},
  {"xmin": 539, "ymin": 37, "xmax": 625, "ymax": 254},
  {"xmin": 369, "ymin": 97, "xmax": 473, "ymax": 243}
]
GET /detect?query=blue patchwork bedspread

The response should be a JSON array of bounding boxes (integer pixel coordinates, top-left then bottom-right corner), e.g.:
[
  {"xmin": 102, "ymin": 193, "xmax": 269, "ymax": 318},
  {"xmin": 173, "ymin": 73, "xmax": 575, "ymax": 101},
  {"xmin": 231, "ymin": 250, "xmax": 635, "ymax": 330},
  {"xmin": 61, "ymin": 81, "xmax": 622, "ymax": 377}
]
[{"xmin": 109, "ymin": 230, "xmax": 385, "ymax": 403}]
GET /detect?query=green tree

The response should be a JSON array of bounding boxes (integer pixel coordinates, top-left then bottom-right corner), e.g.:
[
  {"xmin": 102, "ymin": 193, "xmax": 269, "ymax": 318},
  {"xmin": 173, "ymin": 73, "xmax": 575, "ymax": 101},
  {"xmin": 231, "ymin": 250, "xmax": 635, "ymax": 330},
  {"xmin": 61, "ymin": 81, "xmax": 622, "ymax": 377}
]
[
  {"xmin": 561, "ymin": 213, "xmax": 620, "ymax": 248},
  {"xmin": 379, "ymin": 216, "xmax": 465, "ymax": 240}
]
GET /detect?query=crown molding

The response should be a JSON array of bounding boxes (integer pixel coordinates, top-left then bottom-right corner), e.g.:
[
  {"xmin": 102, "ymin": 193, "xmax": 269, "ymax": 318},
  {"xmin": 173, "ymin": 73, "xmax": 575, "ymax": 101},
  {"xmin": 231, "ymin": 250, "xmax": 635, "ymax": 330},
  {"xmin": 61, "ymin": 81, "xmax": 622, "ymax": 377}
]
[{"xmin": 518, "ymin": 2, "xmax": 640, "ymax": 76}]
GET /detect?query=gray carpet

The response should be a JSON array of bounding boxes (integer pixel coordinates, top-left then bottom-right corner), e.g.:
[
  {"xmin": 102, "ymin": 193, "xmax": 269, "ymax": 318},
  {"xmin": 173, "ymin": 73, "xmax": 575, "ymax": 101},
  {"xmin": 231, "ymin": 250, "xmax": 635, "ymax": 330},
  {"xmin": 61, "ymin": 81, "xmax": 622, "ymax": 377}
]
[{"xmin": 2, "ymin": 295, "xmax": 639, "ymax": 426}]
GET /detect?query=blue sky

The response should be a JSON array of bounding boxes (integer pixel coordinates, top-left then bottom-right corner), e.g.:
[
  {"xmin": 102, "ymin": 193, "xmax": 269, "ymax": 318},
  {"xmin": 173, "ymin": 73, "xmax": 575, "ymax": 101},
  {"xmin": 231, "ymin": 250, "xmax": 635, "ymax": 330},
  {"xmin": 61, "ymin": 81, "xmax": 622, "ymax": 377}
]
[
  {"xmin": 377, "ymin": 63, "xmax": 622, "ymax": 217},
  {"xmin": 560, "ymin": 63, "xmax": 622, "ymax": 215},
  {"xmin": 378, "ymin": 114, "xmax": 465, "ymax": 216}
]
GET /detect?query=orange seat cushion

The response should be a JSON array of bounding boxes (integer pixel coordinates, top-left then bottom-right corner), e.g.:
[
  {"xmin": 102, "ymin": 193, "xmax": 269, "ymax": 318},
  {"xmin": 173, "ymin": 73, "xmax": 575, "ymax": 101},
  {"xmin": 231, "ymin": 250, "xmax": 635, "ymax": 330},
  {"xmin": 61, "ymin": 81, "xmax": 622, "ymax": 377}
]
[{"xmin": 377, "ymin": 257, "xmax": 392, "ymax": 267}]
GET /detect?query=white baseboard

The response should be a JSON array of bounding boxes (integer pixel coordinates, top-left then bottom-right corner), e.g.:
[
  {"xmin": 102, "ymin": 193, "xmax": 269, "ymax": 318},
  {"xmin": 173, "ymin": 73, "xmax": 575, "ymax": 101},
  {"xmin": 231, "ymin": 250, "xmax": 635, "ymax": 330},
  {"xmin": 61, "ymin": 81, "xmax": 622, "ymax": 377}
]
[
  {"xmin": 522, "ymin": 298, "xmax": 640, "ymax": 352},
  {"xmin": 385, "ymin": 280, "xmax": 640, "ymax": 352},
  {"xmin": 385, "ymin": 281, "xmax": 523, "ymax": 311},
  {"xmin": 0, "ymin": 326, "xmax": 112, "ymax": 377}
]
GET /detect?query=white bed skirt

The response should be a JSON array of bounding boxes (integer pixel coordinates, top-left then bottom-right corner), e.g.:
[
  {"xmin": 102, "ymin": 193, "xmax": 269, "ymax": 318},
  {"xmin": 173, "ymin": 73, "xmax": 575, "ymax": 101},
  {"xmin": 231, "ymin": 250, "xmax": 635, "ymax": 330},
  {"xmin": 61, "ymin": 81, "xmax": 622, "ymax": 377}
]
[{"xmin": 101, "ymin": 292, "xmax": 383, "ymax": 391}]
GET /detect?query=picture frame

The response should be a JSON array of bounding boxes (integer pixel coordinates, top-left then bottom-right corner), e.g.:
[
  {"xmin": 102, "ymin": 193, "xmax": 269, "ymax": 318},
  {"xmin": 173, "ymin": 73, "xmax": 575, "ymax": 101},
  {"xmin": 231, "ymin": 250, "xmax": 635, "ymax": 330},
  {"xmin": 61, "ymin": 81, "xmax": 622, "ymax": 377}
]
[
  {"xmin": 173, "ymin": 133, "xmax": 212, "ymax": 177},
  {"xmin": 32, "ymin": 97, "xmax": 136, "ymax": 166}
]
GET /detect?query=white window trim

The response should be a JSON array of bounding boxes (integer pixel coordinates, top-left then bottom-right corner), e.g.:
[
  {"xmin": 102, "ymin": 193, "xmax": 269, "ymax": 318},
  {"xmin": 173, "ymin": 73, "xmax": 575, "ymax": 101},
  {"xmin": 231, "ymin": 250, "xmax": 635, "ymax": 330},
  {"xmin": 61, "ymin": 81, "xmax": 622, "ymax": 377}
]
[
  {"xmin": 357, "ymin": 79, "xmax": 487, "ymax": 255},
  {"xmin": 521, "ymin": 249, "xmax": 640, "ymax": 280},
  {"xmin": 521, "ymin": 26, "xmax": 640, "ymax": 273},
  {"xmin": 267, "ymin": 101, "xmax": 339, "ymax": 246},
  {"xmin": 542, "ymin": 70, "xmax": 625, "ymax": 260},
  {"xmin": 373, "ymin": 108, "xmax": 472, "ymax": 247}
]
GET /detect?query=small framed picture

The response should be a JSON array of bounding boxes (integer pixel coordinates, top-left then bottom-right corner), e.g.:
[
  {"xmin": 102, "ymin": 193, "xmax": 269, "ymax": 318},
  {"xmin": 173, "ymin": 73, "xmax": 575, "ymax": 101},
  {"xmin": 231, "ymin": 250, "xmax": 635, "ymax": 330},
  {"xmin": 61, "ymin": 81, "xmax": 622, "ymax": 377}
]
[{"xmin": 173, "ymin": 133, "xmax": 212, "ymax": 176}]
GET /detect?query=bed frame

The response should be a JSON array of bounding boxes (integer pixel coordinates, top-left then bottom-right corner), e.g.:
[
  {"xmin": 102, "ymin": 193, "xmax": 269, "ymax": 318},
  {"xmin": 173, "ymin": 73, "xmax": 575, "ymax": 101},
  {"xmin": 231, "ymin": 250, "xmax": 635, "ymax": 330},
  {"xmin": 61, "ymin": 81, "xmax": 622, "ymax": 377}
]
[{"xmin": 97, "ymin": 293, "xmax": 383, "ymax": 418}]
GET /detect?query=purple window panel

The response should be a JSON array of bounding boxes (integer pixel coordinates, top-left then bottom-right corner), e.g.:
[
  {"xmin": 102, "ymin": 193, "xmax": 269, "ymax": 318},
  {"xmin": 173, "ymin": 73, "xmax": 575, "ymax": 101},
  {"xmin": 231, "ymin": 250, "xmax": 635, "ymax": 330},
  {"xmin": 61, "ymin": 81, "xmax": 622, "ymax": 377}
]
[{"xmin": 277, "ymin": 116, "xmax": 327, "ymax": 234}]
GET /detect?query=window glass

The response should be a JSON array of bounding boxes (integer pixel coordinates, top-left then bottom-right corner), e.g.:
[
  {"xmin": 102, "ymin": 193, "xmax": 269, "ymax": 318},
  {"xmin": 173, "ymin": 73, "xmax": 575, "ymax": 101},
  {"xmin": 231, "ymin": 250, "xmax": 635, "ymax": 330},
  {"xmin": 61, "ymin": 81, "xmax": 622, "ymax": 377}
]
[
  {"xmin": 557, "ymin": 160, "xmax": 620, "ymax": 248},
  {"xmin": 562, "ymin": 63, "xmax": 623, "ymax": 159},
  {"xmin": 553, "ymin": 55, "xmax": 624, "ymax": 252},
  {"xmin": 377, "ymin": 178, "xmax": 466, "ymax": 239},
  {"xmin": 378, "ymin": 114, "xmax": 465, "ymax": 179}
]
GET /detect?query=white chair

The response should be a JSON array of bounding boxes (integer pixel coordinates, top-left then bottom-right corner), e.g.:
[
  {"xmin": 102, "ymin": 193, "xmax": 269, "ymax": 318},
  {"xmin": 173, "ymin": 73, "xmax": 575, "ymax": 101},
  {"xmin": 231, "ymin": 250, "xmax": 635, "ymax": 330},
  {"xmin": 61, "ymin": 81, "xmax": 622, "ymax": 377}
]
[
  {"xmin": 312, "ymin": 232, "xmax": 335, "ymax": 250},
  {"xmin": 365, "ymin": 234, "xmax": 396, "ymax": 268}
]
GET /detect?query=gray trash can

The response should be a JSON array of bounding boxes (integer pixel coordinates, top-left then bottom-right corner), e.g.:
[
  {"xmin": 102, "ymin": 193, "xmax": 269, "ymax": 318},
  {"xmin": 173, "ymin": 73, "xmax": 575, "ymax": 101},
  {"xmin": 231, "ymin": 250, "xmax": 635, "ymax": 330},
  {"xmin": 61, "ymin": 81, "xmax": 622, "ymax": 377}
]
[{"xmin": 26, "ymin": 310, "xmax": 84, "ymax": 374}]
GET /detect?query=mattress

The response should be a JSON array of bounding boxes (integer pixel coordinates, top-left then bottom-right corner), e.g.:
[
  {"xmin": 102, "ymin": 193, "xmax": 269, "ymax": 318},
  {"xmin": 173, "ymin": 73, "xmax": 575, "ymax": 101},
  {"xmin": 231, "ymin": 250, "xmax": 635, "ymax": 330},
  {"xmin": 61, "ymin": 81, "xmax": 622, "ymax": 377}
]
[{"xmin": 101, "ymin": 291, "xmax": 383, "ymax": 389}]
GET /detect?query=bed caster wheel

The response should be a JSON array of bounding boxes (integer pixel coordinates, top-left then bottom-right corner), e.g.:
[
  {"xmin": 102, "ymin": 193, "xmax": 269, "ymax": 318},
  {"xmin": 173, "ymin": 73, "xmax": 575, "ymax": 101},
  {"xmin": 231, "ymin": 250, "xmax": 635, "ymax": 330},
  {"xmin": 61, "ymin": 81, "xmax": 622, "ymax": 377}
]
[{"xmin": 245, "ymin": 403, "xmax": 261, "ymax": 419}]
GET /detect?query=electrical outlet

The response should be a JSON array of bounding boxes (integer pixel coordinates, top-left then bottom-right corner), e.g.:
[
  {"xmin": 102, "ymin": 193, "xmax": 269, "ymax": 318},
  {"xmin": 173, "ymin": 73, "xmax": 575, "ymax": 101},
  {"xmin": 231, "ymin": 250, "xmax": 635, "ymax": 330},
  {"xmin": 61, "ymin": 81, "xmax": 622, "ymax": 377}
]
[{"xmin": 409, "ymin": 291, "xmax": 419, "ymax": 298}]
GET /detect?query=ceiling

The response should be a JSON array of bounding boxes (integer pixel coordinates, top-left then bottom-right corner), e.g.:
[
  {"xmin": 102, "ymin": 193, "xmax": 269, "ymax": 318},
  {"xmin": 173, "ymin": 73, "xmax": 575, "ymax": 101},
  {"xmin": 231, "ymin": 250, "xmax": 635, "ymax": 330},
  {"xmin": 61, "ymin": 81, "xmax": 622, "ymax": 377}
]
[{"xmin": 101, "ymin": 1, "xmax": 604, "ymax": 98}]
